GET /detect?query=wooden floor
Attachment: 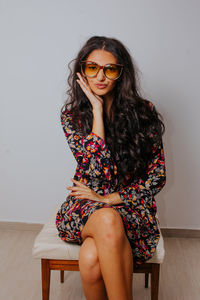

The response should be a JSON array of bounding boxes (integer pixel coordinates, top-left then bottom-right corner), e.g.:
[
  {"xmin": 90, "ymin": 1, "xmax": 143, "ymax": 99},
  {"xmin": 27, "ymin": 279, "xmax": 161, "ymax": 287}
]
[{"xmin": 0, "ymin": 229, "xmax": 200, "ymax": 300}]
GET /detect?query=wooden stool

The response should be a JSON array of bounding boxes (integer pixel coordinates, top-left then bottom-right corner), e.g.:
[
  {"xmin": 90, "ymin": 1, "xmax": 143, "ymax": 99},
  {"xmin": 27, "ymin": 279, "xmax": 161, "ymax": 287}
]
[{"xmin": 32, "ymin": 205, "xmax": 165, "ymax": 300}]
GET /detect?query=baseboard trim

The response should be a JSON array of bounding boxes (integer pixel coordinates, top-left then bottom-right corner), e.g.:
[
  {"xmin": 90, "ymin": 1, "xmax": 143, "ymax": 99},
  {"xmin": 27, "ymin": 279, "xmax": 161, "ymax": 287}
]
[
  {"xmin": 0, "ymin": 221, "xmax": 200, "ymax": 238},
  {"xmin": 0, "ymin": 221, "xmax": 43, "ymax": 231},
  {"xmin": 160, "ymin": 228, "xmax": 200, "ymax": 238}
]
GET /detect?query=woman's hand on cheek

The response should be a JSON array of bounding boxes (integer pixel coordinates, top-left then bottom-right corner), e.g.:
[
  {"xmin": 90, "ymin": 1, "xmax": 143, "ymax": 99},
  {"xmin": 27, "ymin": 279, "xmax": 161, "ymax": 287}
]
[
  {"xmin": 76, "ymin": 72, "xmax": 103, "ymax": 112},
  {"xmin": 67, "ymin": 178, "xmax": 107, "ymax": 203}
]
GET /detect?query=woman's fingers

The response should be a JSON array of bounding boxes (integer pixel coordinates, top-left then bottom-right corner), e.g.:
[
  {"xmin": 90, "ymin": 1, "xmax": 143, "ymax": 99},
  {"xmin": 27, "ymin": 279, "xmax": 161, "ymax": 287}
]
[
  {"xmin": 76, "ymin": 72, "xmax": 103, "ymax": 109},
  {"xmin": 77, "ymin": 80, "xmax": 94, "ymax": 101},
  {"xmin": 76, "ymin": 79, "xmax": 88, "ymax": 93},
  {"xmin": 68, "ymin": 178, "xmax": 105, "ymax": 202},
  {"xmin": 77, "ymin": 74, "xmax": 89, "ymax": 88},
  {"xmin": 76, "ymin": 72, "xmax": 91, "ymax": 91},
  {"xmin": 68, "ymin": 190, "xmax": 105, "ymax": 202},
  {"xmin": 67, "ymin": 186, "xmax": 87, "ymax": 193},
  {"xmin": 69, "ymin": 191, "xmax": 83, "ymax": 196},
  {"xmin": 67, "ymin": 179, "xmax": 92, "ymax": 198},
  {"xmin": 71, "ymin": 178, "xmax": 87, "ymax": 187},
  {"xmin": 67, "ymin": 179, "xmax": 90, "ymax": 193},
  {"xmin": 76, "ymin": 72, "xmax": 87, "ymax": 84},
  {"xmin": 69, "ymin": 191, "xmax": 90, "ymax": 198}
]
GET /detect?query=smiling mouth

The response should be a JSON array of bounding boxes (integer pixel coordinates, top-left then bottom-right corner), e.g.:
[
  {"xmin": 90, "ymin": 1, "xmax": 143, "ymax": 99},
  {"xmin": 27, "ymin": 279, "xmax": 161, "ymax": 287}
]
[{"xmin": 95, "ymin": 84, "xmax": 107, "ymax": 89}]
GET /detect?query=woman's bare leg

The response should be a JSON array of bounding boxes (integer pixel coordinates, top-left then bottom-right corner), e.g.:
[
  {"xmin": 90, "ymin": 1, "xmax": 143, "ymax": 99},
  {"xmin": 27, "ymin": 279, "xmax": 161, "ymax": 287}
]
[
  {"xmin": 79, "ymin": 237, "xmax": 108, "ymax": 300},
  {"xmin": 80, "ymin": 208, "xmax": 133, "ymax": 300}
]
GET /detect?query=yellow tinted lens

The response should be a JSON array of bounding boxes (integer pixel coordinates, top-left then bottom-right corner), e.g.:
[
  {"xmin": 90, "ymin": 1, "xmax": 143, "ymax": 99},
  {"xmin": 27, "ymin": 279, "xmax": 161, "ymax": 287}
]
[
  {"xmin": 104, "ymin": 64, "xmax": 120, "ymax": 79},
  {"xmin": 84, "ymin": 62, "xmax": 99, "ymax": 77}
]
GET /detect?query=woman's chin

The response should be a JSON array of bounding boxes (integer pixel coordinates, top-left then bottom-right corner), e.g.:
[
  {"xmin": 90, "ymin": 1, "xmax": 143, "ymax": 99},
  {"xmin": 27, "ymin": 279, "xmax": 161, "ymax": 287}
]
[
  {"xmin": 95, "ymin": 91, "xmax": 107, "ymax": 97},
  {"xmin": 92, "ymin": 88, "xmax": 112, "ymax": 97}
]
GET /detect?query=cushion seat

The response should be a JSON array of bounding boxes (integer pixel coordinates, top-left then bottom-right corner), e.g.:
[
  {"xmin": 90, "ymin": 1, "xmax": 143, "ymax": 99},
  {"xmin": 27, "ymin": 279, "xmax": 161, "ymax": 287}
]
[{"xmin": 32, "ymin": 205, "xmax": 165, "ymax": 264}]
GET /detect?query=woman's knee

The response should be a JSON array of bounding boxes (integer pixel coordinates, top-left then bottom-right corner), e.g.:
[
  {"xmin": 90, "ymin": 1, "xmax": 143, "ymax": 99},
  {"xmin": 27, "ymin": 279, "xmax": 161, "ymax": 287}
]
[
  {"xmin": 79, "ymin": 237, "xmax": 102, "ymax": 283},
  {"xmin": 82, "ymin": 208, "xmax": 126, "ymax": 245},
  {"xmin": 100, "ymin": 209, "xmax": 126, "ymax": 245},
  {"xmin": 95, "ymin": 208, "xmax": 122, "ymax": 225}
]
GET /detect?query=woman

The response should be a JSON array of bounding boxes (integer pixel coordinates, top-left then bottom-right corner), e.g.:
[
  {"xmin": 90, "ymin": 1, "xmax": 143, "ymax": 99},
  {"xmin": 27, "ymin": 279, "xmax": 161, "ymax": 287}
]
[{"xmin": 56, "ymin": 36, "xmax": 166, "ymax": 300}]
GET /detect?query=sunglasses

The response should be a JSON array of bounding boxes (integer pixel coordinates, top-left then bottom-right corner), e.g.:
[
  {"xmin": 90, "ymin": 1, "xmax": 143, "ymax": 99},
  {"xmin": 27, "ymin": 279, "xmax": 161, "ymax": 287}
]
[{"xmin": 80, "ymin": 61, "xmax": 123, "ymax": 80}]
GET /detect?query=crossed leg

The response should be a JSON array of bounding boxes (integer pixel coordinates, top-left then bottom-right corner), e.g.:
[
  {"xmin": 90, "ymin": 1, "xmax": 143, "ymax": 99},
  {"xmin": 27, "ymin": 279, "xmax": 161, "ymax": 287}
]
[{"xmin": 78, "ymin": 208, "xmax": 133, "ymax": 300}]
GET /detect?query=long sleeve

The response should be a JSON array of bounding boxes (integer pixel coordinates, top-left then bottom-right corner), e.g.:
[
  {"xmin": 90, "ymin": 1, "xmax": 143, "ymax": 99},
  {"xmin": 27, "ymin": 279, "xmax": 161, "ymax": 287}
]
[
  {"xmin": 61, "ymin": 109, "xmax": 117, "ymax": 181},
  {"xmin": 118, "ymin": 139, "xmax": 166, "ymax": 211}
]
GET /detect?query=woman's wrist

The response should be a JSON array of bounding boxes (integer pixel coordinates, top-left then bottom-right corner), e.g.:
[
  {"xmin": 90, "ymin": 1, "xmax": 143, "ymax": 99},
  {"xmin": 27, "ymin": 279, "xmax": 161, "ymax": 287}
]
[
  {"xmin": 92, "ymin": 108, "xmax": 105, "ymax": 140},
  {"xmin": 104, "ymin": 192, "xmax": 123, "ymax": 205},
  {"xmin": 92, "ymin": 107, "xmax": 103, "ymax": 116}
]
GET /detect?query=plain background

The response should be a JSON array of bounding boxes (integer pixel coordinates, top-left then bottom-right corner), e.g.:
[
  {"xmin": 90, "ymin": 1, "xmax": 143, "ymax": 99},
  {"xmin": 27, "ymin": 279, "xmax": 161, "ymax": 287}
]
[{"xmin": 0, "ymin": 0, "xmax": 200, "ymax": 229}]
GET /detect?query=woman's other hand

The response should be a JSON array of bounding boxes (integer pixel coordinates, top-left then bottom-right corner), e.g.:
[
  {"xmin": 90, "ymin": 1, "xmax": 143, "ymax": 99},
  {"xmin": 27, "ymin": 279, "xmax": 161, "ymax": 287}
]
[
  {"xmin": 67, "ymin": 178, "xmax": 106, "ymax": 202},
  {"xmin": 76, "ymin": 72, "xmax": 103, "ymax": 113},
  {"xmin": 67, "ymin": 178, "xmax": 123, "ymax": 205}
]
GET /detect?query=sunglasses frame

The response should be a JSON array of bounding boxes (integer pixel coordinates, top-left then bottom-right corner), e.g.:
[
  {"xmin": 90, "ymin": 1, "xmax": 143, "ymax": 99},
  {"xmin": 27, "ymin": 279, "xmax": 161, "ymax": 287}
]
[{"xmin": 80, "ymin": 61, "xmax": 124, "ymax": 80}]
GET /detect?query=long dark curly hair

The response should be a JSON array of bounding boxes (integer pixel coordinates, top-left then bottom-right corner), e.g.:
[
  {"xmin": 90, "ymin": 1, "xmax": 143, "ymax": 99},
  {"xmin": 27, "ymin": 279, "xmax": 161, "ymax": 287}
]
[{"xmin": 62, "ymin": 36, "xmax": 165, "ymax": 182}]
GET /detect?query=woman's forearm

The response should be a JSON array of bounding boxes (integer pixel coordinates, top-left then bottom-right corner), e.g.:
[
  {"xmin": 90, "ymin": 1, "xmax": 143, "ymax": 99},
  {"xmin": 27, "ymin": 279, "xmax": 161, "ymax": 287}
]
[{"xmin": 92, "ymin": 108, "xmax": 105, "ymax": 140}]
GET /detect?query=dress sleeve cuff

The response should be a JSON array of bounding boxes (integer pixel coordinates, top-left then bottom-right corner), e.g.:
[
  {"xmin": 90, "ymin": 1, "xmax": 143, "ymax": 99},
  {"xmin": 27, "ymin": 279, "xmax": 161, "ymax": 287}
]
[{"xmin": 118, "ymin": 182, "xmax": 153, "ymax": 208}]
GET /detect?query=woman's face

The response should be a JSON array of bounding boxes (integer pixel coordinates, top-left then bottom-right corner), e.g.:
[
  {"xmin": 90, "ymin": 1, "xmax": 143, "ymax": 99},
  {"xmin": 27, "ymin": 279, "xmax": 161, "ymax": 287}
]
[{"xmin": 84, "ymin": 49, "xmax": 117, "ymax": 97}]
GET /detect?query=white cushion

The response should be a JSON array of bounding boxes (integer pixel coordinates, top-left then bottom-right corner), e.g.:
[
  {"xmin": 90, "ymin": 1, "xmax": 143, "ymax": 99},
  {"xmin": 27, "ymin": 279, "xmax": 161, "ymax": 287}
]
[{"xmin": 32, "ymin": 205, "xmax": 165, "ymax": 264}]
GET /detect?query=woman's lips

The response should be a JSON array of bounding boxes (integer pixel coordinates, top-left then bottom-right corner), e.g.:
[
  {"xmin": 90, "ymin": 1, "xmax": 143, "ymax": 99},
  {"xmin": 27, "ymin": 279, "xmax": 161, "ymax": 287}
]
[{"xmin": 95, "ymin": 84, "xmax": 107, "ymax": 89}]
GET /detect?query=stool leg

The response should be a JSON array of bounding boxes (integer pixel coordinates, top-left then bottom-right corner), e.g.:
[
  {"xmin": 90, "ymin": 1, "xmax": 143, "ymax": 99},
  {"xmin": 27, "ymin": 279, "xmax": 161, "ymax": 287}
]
[
  {"xmin": 145, "ymin": 273, "xmax": 149, "ymax": 288},
  {"xmin": 151, "ymin": 264, "xmax": 160, "ymax": 300},
  {"xmin": 41, "ymin": 259, "xmax": 51, "ymax": 300},
  {"xmin": 60, "ymin": 270, "xmax": 64, "ymax": 283}
]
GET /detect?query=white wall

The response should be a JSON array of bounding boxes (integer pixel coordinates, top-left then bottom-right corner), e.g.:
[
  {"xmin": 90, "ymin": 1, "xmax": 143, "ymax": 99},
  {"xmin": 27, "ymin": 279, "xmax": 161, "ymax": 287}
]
[{"xmin": 0, "ymin": 0, "xmax": 200, "ymax": 229}]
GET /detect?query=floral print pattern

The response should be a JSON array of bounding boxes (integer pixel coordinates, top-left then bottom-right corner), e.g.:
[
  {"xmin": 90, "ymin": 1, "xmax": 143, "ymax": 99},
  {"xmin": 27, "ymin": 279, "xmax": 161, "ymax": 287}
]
[{"xmin": 56, "ymin": 101, "xmax": 166, "ymax": 266}]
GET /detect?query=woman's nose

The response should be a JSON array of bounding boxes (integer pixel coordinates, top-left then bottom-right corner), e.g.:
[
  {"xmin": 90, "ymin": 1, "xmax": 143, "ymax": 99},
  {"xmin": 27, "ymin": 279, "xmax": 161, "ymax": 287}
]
[{"xmin": 96, "ymin": 69, "xmax": 106, "ymax": 81}]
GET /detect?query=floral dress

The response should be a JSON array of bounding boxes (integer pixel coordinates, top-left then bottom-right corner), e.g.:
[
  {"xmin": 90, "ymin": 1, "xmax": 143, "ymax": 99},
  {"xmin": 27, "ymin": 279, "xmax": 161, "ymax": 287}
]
[{"xmin": 56, "ymin": 101, "xmax": 166, "ymax": 267}]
